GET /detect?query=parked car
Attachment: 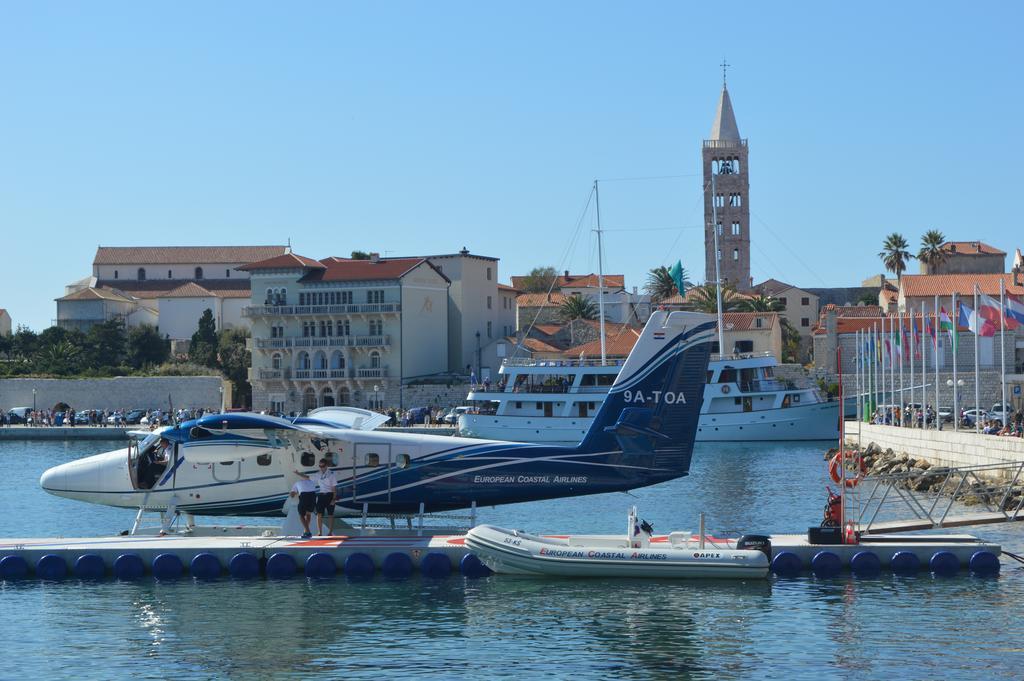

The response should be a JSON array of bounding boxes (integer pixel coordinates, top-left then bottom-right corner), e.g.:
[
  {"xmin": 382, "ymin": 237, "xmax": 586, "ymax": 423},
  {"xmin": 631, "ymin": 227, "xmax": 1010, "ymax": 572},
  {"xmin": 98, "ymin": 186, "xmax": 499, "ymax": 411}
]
[
  {"xmin": 962, "ymin": 408, "xmax": 989, "ymax": 426},
  {"xmin": 7, "ymin": 407, "xmax": 32, "ymax": 424},
  {"xmin": 937, "ymin": 407, "xmax": 954, "ymax": 423},
  {"xmin": 990, "ymin": 403, "xmax": 1012, "ymax": 422},
  {"xmin": 74, "ymin": 412, "xmax": 93, "ymax": 425},
  {"xmin": 443, "ymin": 406, "xmax": 473, "ymax": 424},
  {"xmin": 405, "ymin": 407, "xmax": 432, "ymax": 425}
]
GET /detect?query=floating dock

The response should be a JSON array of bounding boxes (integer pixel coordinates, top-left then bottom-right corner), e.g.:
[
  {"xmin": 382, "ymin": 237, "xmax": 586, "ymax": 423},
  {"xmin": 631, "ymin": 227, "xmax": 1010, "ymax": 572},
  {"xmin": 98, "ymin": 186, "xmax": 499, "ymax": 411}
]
[{"xmin": 0, "ymin": 527, "xmax": 1002, "ymax": 580}]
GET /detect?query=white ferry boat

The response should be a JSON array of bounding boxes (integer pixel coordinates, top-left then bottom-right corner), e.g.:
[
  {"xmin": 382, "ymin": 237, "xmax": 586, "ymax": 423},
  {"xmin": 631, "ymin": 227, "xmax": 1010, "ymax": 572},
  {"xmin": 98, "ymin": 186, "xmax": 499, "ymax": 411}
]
[{"xmin": 458, "ymin": 352, "xmax": 840, "ymax": 443}]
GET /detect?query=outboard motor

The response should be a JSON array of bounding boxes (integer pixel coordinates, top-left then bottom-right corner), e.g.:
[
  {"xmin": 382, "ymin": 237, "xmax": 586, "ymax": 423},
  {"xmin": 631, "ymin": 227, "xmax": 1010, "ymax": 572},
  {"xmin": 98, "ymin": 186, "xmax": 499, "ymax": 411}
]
[{"xmin": 736, "ymin": 534, "xmax": 772, "ymax": 559}]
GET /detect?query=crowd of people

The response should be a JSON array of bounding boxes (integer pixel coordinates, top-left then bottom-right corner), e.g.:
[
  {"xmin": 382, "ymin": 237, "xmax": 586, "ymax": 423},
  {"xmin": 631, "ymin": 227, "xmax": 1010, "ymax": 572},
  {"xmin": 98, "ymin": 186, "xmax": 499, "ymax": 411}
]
[{"xmin": 870, "ymin": 404, "xmax": 1024, "ymax": 437}]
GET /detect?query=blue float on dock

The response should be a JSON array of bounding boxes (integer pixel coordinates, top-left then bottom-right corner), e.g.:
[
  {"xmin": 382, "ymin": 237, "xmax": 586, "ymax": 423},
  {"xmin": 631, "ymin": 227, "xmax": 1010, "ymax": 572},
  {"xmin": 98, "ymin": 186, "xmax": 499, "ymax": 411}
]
[{"xmin": 0, "ymin": 528, "xmax": 1000, "ymax": 581}]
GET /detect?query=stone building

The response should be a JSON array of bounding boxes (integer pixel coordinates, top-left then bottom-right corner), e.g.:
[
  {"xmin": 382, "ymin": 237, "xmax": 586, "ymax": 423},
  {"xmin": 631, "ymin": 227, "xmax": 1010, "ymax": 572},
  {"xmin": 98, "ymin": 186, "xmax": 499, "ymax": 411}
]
[
  {"xmin": 918, "ymin": 241, "xmax": 1005, "ymax": 275},
  {"xmin": 703, "ymin": 82, "xmax": 751, "ymax": 290}
]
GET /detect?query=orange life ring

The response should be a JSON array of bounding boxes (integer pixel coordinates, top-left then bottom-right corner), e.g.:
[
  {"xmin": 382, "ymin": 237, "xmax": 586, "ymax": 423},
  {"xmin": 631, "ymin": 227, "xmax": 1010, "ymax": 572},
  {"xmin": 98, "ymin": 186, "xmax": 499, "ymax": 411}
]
[{"xmin": 829, "ymin": 452, "xmax": 866, "ymax": 488}]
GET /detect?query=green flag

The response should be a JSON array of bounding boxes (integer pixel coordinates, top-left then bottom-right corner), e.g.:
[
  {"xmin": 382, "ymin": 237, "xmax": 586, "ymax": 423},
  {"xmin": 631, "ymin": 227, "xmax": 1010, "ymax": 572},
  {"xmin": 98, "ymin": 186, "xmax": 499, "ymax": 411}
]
[{"xmin": 668, "ymin": 260, "xmax": 685, "ymax": 295}]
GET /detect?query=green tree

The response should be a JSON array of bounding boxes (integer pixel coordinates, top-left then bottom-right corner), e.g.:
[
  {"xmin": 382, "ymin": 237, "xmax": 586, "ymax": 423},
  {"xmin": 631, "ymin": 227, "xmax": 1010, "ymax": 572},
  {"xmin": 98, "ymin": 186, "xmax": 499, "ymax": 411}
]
[
  {"xmin": 350, "ymin": 251, "xmax": 371, "ymax": 260},
  {"xmin": 217, "ymin": 328, "xmax": 252, "ymax": 408},
  {"xmin": 127, "ymin": 324, "xmax": 170, "ymax": 369},
  {"xmin": 780, "ymin": 318, "xmax": 802, "ymax": 364},
  {"xmin": 858, "ymin": 291, "xmax": 879, "ymax": 306},
  {"xmin": 34, "ymin": 340, "xmax": 82, "ymax": 375},
  {"xmin": 644, "ymin": 265, "xmax": 690, "ymax": 302},
  {"xmin": 521, "ymin": 266, "xmax": 559, "ymax": 293},
  {"xmin": 684, "ymin": 284, "xmax": 739, "ymax": 313},
  {"xmin": 11, "ymin": 326, "xmax": 38, "ymax": 360},
  {"xmin": 879, "ymin": 232, "xmax": 914, "ymax": 281},
  {"xmin": 560, "ymin": 294, "xmax": 599, "ymax": 322},
  {"xmin": 0, "ymin": 333, "xmax": 10, "ymax": 360},
  {"xmin": 84, "ymin": 319, "xmax": 127, "ymax": 370},
  {"xmin": 917, "ymin": 229, "xmax": 947, "ymax": 274},
  {"xmin": 736, "ymin": 294, "xmax": 784, "ymax": 312},
  {"xmin": 189, "ymin": 309, "xmax": 219, "ymax": 368}
]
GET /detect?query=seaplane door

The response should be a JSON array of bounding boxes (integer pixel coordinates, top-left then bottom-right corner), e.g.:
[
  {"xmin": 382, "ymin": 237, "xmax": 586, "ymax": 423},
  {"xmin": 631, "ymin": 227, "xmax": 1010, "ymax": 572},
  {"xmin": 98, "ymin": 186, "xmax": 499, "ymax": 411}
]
[
  {"xmin": 212, "ymin": 444, "xmax": 241, "ymax": 482},
  {"xmin": 352, "ymin": 443, "xmax": 390, "ymax": 503}
]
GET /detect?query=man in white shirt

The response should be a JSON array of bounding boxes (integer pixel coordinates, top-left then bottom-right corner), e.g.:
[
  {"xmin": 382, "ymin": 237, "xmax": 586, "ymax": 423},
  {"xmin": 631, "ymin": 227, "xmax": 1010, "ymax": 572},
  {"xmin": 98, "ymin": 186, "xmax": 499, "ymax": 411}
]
[
  {"xmin": 314, "ymin": 458, "xmax": 339, "ymax": 536},
  {"xmin": 289, "ymin": 472, "xmax": 318, "ymax": 539}
]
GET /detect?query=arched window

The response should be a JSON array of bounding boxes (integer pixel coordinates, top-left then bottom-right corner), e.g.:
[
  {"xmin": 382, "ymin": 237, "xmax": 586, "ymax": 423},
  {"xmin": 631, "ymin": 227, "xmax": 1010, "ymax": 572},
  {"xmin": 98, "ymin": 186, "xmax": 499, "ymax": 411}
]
[
  {"xmin": 330, "ymin": 351, "xmax": 345, "ymax": 370},
  {"xmin": 266, "ymin": 288, "xmax": 273, "ymax": 305},
  {"xmin": 302, "ymin": 388, "xmax": 316, "ymax": 413},
  {"xmin": 370, "ymin": 351, "xmax": 381, "ymax": 369},
  {"xmin": 137, "ymin": 268, "xmax": 146, "ymax": 281},
  {"xmin": 297, "ymin": 351, "xmax": 310, "ymax": 370},
  {"xmin": 321, "ymin": 387, "xmax": 335, "ymax": 407},
  {"xmin": 338, "ymin": 386, "xmax": 350, "ymax": 405},
  {"xmin": 195, "ymin": 267, "xmax": 203, "ymax": 279},
  {"xmin": 272, "ymin": 353, "xmax": 282, "ymax": 370},
  {"xmin": 314, "ymin": 352, "xmax": 327, "ymax": 370}
]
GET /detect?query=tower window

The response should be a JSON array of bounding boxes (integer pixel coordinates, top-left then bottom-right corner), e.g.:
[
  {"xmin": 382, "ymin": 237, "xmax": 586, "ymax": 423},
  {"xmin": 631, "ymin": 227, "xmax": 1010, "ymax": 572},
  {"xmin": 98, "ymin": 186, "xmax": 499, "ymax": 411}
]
[
  {"xmin": 731, "ymin": 222, "xmax": 741, "ymax": 236},
  {"xmin": 716, "ymin": 222, "xmax": 723, "ymax": 235},
  {"xmin": 729, "ymin": 193, "xmax": 742, "ymax": 207},
  {"xmin": 714, "ymin": 193, "xmax": 725, "ymax": 208},
  {"xmin": 732, "ymin": 249, "xmax": 739, "ymax": 261}
]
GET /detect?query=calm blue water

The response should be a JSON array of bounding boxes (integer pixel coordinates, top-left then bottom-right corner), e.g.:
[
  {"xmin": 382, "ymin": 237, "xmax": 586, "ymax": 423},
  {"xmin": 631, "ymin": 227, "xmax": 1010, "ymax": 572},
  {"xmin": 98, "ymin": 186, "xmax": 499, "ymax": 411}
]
[{"xmin": 3, "ymin": 438, "xmax": 1024, "ymax": 679}]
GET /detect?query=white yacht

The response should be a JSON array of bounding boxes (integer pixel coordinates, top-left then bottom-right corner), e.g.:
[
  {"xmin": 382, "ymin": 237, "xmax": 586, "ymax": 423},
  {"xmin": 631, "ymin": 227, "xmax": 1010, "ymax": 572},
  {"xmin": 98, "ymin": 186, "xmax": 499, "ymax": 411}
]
[{"xmin": 458, "ymin": 352, "xmax": 839, "ymax": 443}]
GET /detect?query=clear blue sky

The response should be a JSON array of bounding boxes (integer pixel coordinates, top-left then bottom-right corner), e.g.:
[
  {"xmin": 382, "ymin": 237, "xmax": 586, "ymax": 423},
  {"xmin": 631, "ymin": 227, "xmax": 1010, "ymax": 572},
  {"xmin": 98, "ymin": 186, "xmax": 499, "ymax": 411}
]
[{"xmin": 3, "ymin": 2, "xmax": 1021, "ymax": 331}]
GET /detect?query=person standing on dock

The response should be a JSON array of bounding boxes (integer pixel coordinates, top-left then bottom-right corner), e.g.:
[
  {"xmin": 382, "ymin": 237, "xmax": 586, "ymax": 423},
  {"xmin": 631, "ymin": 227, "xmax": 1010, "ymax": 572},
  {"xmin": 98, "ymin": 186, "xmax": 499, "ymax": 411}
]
[
  {"xmin": 290, "ymin": 472, "xmax": 318, "ymax": 539},
  {"xmin": 314, "ymin": 458, "xmax": 338, "ymax": 536}
]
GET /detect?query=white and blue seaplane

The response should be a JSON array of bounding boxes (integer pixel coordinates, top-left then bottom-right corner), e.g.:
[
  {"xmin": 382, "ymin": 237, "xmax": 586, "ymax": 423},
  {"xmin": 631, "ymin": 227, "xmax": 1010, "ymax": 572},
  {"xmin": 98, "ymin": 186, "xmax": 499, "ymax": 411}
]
[{"xmin": 41, "ymin": 310, "xmax": 716, "ymax": 533}]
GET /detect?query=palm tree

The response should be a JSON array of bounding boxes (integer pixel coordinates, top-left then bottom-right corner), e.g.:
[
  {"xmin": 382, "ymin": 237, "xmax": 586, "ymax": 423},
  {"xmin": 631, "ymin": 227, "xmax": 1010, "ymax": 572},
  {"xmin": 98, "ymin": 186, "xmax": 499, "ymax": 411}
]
[
  {"xmin": 684, "ymin": 283, "xmax": 739, "ymax": 313},
  {"xmin": 644, "ymin": 265, "xmax": 690, "ymax": 302},
  {"xmin": 736, "ymin": 294, "xmax": 784, "ymax": 312},
  {"xmin": 879, "ymin": 233, "xmax": 914, "ymax": 281},
  {"xmin": 917, "ymin": 229, "xmax": 947, "ymax": 274},
  {"xmin": 560, "ymin": 294, "xmax": 599, "ymax": 322}
]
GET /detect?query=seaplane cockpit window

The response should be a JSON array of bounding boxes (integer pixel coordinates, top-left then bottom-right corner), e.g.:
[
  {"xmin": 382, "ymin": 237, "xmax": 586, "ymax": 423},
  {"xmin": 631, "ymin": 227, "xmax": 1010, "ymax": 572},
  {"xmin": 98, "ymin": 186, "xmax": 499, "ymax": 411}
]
[
  {"xmin": 257, "ymin": 453, "xmax": 272, "ymax": 466},
  {"xmin": 366, "ymin": 453, "xmax": 380, "ymax": 467},
  {"xmin": 397, "ymin": 454, "xmax": 410, "ymax": 469},
  {"xmin": 300, "ymin": 452, "xmax": 316, "ymax": 467}
]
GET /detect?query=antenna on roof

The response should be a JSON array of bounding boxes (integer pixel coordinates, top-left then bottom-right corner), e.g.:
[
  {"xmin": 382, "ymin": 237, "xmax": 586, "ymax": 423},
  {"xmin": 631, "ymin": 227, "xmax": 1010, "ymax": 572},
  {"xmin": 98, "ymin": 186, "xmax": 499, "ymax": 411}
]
[{"xmin": 286, "ymin": 238, "xmax": 292, "ymax": 254}]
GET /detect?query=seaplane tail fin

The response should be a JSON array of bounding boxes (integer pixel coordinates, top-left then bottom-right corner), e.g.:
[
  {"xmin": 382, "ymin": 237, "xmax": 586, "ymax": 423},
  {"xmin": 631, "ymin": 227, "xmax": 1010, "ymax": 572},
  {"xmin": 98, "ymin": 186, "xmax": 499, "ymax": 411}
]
[{"xmin": 575, "ymin": 310, "xmax": 715, "ymax": 461}]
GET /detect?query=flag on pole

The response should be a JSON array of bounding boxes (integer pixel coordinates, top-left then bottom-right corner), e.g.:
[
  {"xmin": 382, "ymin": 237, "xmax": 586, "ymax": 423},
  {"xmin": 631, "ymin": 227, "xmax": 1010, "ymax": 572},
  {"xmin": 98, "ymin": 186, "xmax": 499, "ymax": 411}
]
[
  {"xmin": 959, "ymin": 300, "xmax": 996, "ymax": 337},
  {"xmin": 668, "ymin": 260, "xmax": 686, "ymax": 296},
  {"xmin": 939, "ymin": 306, "xmax": 957, "ymax": 351},
  {"xmin": 1002, "ymin": 291, "xmax": 1024, "ymax": 327},
  {"xmin": 911, "ymin": 313, "xmax": 921, "ymax": 359},
  {"xmin": 924, "ymin": 314, "xmax": 934, "ymax": 338},
  {"xmin": 979, "ymin": 292, "xmax": 1020, "ymax": 330}
]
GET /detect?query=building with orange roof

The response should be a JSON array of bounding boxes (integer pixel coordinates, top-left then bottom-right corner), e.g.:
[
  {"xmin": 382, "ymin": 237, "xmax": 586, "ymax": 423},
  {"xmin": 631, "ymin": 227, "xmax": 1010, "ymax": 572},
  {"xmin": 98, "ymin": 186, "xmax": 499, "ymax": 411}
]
[
  {"xmin": 509, "ymin": 269, "xmax": 650, "ymax": 328},
  {"xmin": 58, "ymin": 244, "xmax": 289, "ymax": 337},
  {"xmin": 898, "ymin": 272, "xmax": 1024, "ymax": 313},
  {"xmin": 918, "ymin": 241, "xmax": 1006, "ymax": 275}
]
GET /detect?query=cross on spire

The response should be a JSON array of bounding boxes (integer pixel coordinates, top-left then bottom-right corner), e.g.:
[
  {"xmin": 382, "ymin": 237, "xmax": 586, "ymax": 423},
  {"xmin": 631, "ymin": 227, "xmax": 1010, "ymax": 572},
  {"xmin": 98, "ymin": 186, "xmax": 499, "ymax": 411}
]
[{"xmin": 721, "ymin": 59, "xmax": 730, "ymax": 88}]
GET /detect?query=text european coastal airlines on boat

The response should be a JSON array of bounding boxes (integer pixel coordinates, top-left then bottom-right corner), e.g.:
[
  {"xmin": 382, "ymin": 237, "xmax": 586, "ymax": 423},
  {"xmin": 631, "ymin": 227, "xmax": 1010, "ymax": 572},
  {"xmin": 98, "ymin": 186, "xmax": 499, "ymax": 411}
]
[{"xmin": 40, "ymin": 310, "xmax": 716, "ymax": 522}]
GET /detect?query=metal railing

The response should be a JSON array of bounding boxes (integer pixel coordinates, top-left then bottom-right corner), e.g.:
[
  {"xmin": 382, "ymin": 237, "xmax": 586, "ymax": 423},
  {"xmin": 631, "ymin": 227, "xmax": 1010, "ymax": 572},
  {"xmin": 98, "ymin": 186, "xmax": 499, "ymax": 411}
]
[
  {"xmin": 243, "ymin": 303, "xmax": 401, "ymax": 317},
  {"xmin": 502, "ymin": 357, "xmax": 625, "ymax": 368},
  {"xmin": 254, "ymin": 335, "xmax": 390, "ymax": 349}
]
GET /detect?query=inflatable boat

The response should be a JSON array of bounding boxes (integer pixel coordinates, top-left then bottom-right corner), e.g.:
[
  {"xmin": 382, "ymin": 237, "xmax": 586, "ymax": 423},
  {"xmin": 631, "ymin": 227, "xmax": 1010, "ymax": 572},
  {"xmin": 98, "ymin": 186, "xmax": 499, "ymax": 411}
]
[{"xmin": 465, "ymin": 508, "xmax": 770, "ymax": 579}]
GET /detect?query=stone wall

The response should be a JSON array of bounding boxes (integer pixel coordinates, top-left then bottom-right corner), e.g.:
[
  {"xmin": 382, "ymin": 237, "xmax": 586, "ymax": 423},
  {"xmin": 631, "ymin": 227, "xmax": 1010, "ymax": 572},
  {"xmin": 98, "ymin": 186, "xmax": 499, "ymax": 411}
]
[
  {"xmin": 0, "ymin": 376, "xmax": 226, "ymax": 411},
  {"xmin": 402, "ymin": 383, "xmax": 472, "ymax": 410},
  {"xmin": 845, "ymin": 421, "xmax": 1024, "ymax": 471}
]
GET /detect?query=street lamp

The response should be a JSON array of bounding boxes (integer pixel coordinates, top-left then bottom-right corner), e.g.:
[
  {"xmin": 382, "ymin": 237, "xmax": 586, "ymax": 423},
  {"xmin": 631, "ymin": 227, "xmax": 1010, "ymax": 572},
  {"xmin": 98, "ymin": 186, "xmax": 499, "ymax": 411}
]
[
  {"xmin": 947, "ymin": 378, "xmax": 965, "ymax": 431},
  {"xmin": 373, "ymin": 384, "xmax": 379, "ymax": 410},
  {"xmin": 218, "ymin": 385, "xmax": 224, "ymax": 413}
]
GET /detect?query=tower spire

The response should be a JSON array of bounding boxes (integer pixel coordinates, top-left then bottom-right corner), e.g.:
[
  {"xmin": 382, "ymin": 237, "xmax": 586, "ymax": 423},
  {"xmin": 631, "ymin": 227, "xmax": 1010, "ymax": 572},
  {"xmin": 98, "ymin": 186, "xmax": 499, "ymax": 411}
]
[{"xmin": 721, "ymin": 58, "xmax": 729, "ymax": 88}]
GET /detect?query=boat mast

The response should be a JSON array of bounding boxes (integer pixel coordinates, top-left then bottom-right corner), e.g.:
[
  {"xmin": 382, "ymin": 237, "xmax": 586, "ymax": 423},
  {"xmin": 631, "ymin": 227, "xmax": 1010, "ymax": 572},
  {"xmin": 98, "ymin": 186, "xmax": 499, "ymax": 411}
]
[
  {"xmin": 711, "ymin": 172, "xmax": 725, "ymax": 354},
  {"xmin": 594, "ymin": 180, "xmax": 607, "ymax": 365}
]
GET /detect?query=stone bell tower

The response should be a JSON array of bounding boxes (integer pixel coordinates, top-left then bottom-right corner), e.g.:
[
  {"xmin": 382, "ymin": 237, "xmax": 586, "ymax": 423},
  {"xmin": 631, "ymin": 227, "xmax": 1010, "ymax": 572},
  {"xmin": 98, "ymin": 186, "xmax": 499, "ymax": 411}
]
[{"xmin": 702, "ymin": 70, "xmax": 751, "ymax": 290}]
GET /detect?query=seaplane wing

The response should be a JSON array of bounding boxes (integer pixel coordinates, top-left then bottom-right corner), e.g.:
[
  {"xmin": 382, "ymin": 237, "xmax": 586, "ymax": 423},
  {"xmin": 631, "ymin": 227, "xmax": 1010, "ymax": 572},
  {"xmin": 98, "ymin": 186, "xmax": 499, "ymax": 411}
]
[{"xmin": 179, "ymin": 407, "xmax": 387, "ymax": 465}]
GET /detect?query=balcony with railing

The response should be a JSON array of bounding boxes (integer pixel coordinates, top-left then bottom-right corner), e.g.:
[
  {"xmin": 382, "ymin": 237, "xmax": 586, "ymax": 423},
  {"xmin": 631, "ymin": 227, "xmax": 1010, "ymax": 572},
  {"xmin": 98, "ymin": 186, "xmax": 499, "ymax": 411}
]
[
  {"xmin": 254, "ymin": 335, "xmax": 390, "ymax": 350},
  {"xmin": 293, "ymin": 369, "xmax": 353, "ymax": 380},
  {"xmin": 256, "ymin": 368, "xmax": 292, "ymax": 381},
  {"xmin": 243, "ymin": 303, "xmax": 402, "ymax": 317}
]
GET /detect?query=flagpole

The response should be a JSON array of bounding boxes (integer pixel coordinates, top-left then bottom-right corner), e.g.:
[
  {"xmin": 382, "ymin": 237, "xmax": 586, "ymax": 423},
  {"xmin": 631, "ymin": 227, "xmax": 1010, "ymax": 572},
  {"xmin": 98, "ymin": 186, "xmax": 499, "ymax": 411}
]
[
  {"xmin": 920, "ymin": 303, "xmax": 926, "ymax": 428},
  {"xmin": 909, "ymin": 309, "xmax": 915, "ymax": 426},
  {"xmin": 856, "ymin": 329, "xmax": 862, "ymax": 423},
  {"xmin": 934, "ymin": 295, "xmax": 939, "ymax": 431},
  {"xmin": 952, "ymin": 291, "xmax": 958, "ymax": 432},
  {"xmin": 874, "ymin": 323, "xmax": 880, "ymax": 419},
  {"xmin": 1001, "ymin": 278, "xmax": 1008, "ymax": 428},
  {"xmin": 974, "ymin": 284, "xmax": 981, "ymax": 434},
  {"xmin": 899, "ymin": 309, "xmax": 905, "ymax": 424},
  {"xmin": 880, "ymin": 315, "xmax": 886, "ymax": 421},
  {"xmin": 889, "ymin": 313, "xmax": 895, "ymax": 424}
]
